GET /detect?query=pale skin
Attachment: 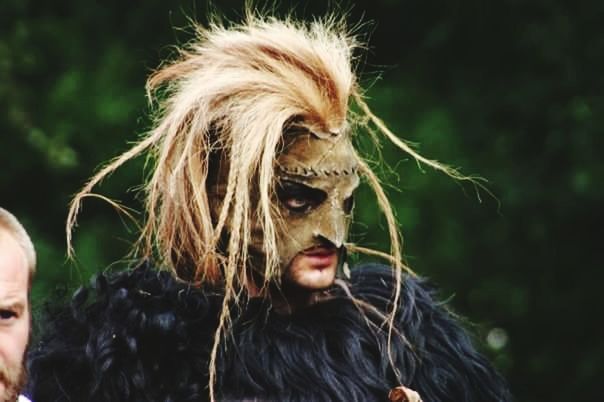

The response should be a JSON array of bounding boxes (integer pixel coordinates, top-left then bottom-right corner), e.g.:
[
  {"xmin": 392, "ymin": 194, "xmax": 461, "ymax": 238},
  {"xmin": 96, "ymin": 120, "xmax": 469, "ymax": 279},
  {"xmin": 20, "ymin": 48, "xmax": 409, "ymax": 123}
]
[{"xmin": 0, "ymin": 230, "xmax": 29, "ymax": 400}]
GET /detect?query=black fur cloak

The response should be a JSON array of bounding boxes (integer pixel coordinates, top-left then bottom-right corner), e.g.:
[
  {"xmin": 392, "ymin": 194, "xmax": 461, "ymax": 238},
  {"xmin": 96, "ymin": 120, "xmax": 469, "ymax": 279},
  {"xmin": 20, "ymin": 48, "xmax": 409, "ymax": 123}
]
[{"xmin": 27, "ymin": 263, "xmax": 511, "ymax": 401}]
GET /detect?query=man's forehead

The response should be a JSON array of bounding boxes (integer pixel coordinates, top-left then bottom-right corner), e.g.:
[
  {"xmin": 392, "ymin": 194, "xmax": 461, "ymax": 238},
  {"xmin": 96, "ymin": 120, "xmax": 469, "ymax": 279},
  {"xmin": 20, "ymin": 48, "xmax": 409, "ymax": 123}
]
[
  {"xmin": 0, "ymin": 230, "xmax": 29, "ymax": 292},
  {"xmin": 0, "ymin": 295, "xmax": 27, "ymax": 311}
]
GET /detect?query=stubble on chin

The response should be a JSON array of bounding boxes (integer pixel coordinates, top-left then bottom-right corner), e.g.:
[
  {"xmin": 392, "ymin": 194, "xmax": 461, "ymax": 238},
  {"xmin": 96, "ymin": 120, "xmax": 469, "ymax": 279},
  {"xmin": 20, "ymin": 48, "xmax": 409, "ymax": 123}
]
[{"xmin": 0, "ymin": 362, "xmax": 26, "ymax": 402}]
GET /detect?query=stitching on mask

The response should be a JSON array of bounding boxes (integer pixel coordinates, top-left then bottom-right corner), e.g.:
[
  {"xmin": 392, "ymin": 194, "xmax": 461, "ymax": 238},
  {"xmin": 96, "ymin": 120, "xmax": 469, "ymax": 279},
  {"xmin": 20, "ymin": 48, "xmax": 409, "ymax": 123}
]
[{"xmin": 277, "ymin": 165, "xmax": 358, "ymax": 177}]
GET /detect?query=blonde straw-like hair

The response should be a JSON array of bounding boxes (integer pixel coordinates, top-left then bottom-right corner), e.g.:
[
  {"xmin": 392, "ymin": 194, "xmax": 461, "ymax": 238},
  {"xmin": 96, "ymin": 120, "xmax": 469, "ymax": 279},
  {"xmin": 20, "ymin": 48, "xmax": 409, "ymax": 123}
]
[{"xmin": 66, "ymin": 11, "xmax": 474, "ymax": 401}]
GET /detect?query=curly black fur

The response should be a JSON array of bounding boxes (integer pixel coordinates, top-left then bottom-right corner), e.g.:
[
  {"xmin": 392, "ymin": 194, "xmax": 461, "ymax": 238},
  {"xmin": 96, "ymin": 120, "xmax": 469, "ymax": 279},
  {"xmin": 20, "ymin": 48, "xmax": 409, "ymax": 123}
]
[{"xmin": 27, "ymin": 263, "xmax": 511, "ymax": 402}]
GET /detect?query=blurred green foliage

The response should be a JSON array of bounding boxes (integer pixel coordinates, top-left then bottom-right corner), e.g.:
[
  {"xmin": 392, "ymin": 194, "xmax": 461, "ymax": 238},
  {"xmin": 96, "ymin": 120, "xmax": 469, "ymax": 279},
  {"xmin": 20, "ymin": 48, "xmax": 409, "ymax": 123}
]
[{"xmin": 1, "ymin": 1, "xmax": 602, "ymax": 401}]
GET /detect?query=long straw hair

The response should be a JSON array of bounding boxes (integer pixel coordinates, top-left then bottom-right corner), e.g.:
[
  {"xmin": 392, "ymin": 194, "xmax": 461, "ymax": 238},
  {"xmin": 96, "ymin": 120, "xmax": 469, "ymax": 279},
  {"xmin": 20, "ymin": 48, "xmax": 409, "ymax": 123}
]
[{"xmin": 66, "ymin": 10, "xmax": 474, "ymax": 401}]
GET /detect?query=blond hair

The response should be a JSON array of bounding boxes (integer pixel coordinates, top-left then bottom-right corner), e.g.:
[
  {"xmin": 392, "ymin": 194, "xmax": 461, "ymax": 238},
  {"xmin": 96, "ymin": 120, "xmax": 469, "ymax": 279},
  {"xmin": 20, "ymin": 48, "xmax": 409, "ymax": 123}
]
[
  {"xmin": 66, "ymin": 11, "xmax": 474, "ymax": 401},
  {"xmin": 0, "ymin": 207, "xmax": 36, "ymax": 281}
]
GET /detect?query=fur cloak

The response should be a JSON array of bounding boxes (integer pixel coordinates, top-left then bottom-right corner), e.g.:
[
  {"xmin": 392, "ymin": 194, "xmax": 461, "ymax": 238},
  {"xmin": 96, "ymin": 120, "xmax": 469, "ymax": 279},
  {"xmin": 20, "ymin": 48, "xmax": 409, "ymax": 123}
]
[{"xmin": 27, "ymin": 263, "xmax": 511, "ymax": 401}]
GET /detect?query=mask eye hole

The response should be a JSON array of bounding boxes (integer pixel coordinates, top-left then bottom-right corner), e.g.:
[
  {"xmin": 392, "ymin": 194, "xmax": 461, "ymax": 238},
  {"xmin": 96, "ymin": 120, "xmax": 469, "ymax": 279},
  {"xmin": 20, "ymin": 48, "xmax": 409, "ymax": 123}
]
[
  {"xmin": 343, "ymin": 194, "xmax": 354, "ymax": 214},
  {"xmin": 277, "ymin": 180, "xmax": 326, "ymax": 214}
]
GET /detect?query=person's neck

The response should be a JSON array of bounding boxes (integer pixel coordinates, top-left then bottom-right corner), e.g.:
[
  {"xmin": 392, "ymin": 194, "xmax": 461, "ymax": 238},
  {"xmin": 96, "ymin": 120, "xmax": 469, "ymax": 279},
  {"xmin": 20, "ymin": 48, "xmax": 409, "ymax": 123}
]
[{"xmin": 270, "ymin": 284, "xmax": 317, "ymax": 314}]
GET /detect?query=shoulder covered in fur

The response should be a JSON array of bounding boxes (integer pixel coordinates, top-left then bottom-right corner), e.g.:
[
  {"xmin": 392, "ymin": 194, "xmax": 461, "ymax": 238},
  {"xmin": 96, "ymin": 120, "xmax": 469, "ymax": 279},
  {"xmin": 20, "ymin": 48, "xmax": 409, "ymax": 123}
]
[
  {"xmin": 27, "ymin": 262, "xmax": 220, "ymax": 402},
  {"xmin": 348, "ymin": 263, "xmax": 511, "ymax": 402},
  {"xmin": 27, "ymin": 262, "xmax": 510, "ymax": 402}
]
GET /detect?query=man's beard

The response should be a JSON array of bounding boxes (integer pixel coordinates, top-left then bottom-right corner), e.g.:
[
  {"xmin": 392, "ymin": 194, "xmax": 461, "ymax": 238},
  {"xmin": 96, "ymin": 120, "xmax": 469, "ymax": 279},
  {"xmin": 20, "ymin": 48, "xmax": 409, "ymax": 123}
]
[{"xmin": 0, "ymin": 360, "xmax": 26, "ymax": 402}]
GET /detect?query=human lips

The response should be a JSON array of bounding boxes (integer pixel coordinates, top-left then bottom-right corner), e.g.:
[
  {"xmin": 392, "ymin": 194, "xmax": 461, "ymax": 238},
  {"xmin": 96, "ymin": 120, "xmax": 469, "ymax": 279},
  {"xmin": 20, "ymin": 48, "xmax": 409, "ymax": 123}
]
[{"xmin": 301, "ymin": 246, "xmax": 338, "ymax": 269}]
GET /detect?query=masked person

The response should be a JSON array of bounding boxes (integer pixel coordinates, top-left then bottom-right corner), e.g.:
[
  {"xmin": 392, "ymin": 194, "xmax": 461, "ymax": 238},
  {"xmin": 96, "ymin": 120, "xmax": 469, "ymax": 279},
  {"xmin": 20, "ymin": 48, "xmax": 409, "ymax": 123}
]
[
  {"xmin": 27, "ymin": 13, "xmax": 511, "ymax": 402},
  {"xmin": 0, "ymin": 208, "xmax": 35, "ymax": 402}
]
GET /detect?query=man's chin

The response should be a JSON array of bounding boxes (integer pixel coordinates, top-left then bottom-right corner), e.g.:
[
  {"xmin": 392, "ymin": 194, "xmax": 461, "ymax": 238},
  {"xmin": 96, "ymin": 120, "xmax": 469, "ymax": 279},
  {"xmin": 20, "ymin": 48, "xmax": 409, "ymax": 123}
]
[
  {"xmin": 284, "ymin": 250, "xmax": 340, "ymax": 289},
  {"xmin": 0, "ymin": 383, "xmax": 19, "ymax": 402},
  {"xmin": 286, "ymin": 267, "xmax": 337, "ymax": 290},
  {"xmin": 0, "ymin": 366, "xmax": 26, "ymax": 402}
]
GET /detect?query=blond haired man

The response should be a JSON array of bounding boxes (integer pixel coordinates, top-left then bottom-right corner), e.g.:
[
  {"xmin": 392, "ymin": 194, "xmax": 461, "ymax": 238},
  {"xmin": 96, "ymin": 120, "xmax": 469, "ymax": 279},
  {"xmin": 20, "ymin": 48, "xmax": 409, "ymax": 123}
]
[{"xmin": 0, "ymin": 208, "xmax": 34, "ymax": 402}]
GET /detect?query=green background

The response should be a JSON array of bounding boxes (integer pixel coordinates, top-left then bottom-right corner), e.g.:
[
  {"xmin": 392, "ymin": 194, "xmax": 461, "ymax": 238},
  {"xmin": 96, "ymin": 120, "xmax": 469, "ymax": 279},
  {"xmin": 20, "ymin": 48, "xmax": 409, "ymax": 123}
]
[{"xmin": 1, "ymin": 1, "xmax": 602, "ymax": 401}]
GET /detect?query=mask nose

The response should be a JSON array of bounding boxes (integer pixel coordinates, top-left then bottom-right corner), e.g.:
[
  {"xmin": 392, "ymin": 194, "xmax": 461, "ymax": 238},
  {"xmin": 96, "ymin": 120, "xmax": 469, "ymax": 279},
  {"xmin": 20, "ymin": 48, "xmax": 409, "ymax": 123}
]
[{"xmin": 314, "ymin": 204, "xmax": 348, "ymax": 248}]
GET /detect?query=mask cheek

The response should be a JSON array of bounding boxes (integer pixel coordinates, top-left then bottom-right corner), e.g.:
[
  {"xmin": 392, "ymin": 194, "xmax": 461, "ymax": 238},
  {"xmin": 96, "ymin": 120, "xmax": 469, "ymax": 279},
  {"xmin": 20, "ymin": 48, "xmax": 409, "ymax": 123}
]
[
  {"xmin": 274, "ymin": 214, "xmax": 317, "ymax": 270},
  {"xmin": 274, "ymin": 207, "xmax": 350, "ymax": 273}
]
